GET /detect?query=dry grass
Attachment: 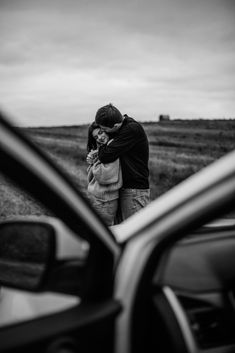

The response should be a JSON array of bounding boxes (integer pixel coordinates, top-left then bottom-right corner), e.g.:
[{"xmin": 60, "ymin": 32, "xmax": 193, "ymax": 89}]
[{"xmin": 0, "ymin": 120, "xmax": 235, "ymax": 221}]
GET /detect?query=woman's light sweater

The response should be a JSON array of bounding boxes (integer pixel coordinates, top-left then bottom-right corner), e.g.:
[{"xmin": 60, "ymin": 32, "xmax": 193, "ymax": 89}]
[{"xmin": 87, "ymin": 158, "xmax": 122, "ymax": 202}]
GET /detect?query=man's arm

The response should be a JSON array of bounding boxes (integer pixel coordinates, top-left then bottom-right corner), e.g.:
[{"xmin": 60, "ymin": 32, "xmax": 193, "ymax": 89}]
[{"xmin": 98, "ymin": 125, "xmax": 140, "ymax": 163}]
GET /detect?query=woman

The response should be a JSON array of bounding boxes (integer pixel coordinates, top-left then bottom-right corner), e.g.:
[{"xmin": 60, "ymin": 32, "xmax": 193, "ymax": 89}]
[{"xmin": 86, "ymin": 122, "xmax": 122, "ymax": 226}]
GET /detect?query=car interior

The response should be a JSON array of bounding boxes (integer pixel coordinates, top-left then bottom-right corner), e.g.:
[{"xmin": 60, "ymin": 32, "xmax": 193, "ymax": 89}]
[
  {"xmin": 159, "ymin": 221, "xmax": 235, "ymax": 353},
  {"xmin": 129, "ymin": 219, "xmax": 235, "ymax": 353}
]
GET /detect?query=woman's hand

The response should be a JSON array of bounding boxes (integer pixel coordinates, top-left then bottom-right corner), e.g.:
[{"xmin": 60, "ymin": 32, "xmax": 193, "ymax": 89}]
[
  {"xmin": 86, "ymin": 154, "xmax": 94, "ymax": 165},
  {"xmin": 86, "ymin": 149, "xmax": 98, "ymax": 164}
]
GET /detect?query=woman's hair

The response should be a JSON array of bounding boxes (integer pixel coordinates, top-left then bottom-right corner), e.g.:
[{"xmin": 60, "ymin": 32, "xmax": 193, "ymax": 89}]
[
  {"xmin": 87, "ymin": 121, "xmax": 100, "ymax": 152},
  {"xmin": 95, "ymin": 103, "xmax": 123, "ymax": 128}
]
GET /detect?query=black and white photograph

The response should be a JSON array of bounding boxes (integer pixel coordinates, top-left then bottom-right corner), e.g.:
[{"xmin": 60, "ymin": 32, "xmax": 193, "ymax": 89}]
[{"xmin": 0, "ymin": 1, "xmax": 235, "ymax": 352}]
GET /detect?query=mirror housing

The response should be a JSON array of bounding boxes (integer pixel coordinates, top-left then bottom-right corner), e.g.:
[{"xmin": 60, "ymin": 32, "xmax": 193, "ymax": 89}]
[
  {"xmin": 0, "ymin": 218, "xmax": 89, "ymax": 296},
  {"xmin": 0, "ymin": 220, "xmax": 55, "ymax": 291}
]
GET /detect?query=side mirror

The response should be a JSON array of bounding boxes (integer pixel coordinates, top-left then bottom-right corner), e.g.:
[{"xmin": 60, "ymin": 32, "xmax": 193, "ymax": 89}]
[
  {"xmin": 0, "ymin": 221, "xmax": 55, "ymax": 291},
  {"xmin": 0, "ymin": 218, "xmax": 89, "ymax": 296}
]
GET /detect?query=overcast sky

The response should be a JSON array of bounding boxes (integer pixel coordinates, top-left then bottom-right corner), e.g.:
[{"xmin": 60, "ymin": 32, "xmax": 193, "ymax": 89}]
[{"xmin": 0, "ymin": 0, "xmax": 235, "ymax": 126}]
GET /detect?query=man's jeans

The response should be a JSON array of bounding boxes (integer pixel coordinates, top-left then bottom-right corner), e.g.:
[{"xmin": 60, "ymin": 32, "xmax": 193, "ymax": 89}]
[
  {"xmin": 119, "ymin": 188, "xmax": 150, "ymax": 221},
  {"xmin": 91, "ymin": 197, "xmax": 118, "ymax": 226}
]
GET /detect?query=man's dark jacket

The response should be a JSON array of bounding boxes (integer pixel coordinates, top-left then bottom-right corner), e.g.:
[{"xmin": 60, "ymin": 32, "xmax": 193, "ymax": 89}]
[{"xmin": 98, "ymin": 116, "xmax": 149, "ymax": 189}]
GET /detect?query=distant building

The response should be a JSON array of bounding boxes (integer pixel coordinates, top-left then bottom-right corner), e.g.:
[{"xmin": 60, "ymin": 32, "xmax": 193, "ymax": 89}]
[{"xmin": 159, "ymin": 114, "xmax": 170, "ymax": 121}]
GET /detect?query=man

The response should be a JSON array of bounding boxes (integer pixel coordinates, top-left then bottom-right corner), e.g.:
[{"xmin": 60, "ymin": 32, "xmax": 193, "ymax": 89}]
[{"xmin": 95, "ymin": 103, "xmax": 150, "ymax": 221}]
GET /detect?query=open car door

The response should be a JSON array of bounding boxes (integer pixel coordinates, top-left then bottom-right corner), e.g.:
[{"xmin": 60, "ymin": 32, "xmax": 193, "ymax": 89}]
[
  {"xmin": 1, "ymin": 110, "xmax": 235, "ymax": 353},
  {"xmin": 0, "ymin": 111, "xmax": 121, "ymax": 353}
]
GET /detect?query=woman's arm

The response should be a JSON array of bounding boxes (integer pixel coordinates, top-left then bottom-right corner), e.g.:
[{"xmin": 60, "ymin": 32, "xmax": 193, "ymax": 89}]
[{"xmin": 92, "ymin": 159, "xmax": 120, "ymax": 185}]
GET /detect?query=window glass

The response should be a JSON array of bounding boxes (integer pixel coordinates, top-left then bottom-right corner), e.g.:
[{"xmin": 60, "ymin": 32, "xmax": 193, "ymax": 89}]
[
  {"xmin": 0, "ymin": 173, "xmax": 52, "ymax": 222},
  {"xmin": 0, "ymin": 125, "xmax": 90, "ymax": 221},
  {"xmin": 23, "ymin": 126, "xmax": 88, "ymax": 198}
]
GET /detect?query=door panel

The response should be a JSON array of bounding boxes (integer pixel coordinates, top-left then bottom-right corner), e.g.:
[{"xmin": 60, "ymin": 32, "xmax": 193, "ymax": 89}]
[{"xmin": 0, "ymin": 300, "xmax": 121, "ymax": 353}]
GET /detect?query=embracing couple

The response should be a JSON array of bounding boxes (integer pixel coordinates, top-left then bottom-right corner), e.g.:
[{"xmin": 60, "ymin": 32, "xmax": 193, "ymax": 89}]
[{"xmin": 86, "ymin": 103, "xmax": 150, "ymax": 226}]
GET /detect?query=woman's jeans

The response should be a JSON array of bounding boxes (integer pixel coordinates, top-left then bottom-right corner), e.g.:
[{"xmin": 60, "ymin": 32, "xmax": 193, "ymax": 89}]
[
  {"xmin": 119, "ymin": 188, "xmax": 150, "ymax": 221},
  {"xmin": 91, "ymin": 197, "xmax": 118, "ymax": 226}
]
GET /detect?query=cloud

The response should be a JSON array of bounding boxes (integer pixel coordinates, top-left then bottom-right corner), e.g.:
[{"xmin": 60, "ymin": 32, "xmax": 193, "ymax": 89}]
[{"xmin": 0, "ymin": 0, "xmax": 235, "ymax": 125}]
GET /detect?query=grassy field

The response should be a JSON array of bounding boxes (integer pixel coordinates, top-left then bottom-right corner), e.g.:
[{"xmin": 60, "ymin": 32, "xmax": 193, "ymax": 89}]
[{"xmin": 0, "ymin": 119, "xmax": 235, "ymax": 221}]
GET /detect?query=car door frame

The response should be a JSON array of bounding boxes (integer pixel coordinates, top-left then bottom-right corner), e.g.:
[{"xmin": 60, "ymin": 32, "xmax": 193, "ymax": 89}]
[
  {"xmin": 113, "ymin": 149, "xmax": 235, "ymax": 353},
  {"xmin": 0, "ymin": 111, "xmax": 122, "ymax": 352}
]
